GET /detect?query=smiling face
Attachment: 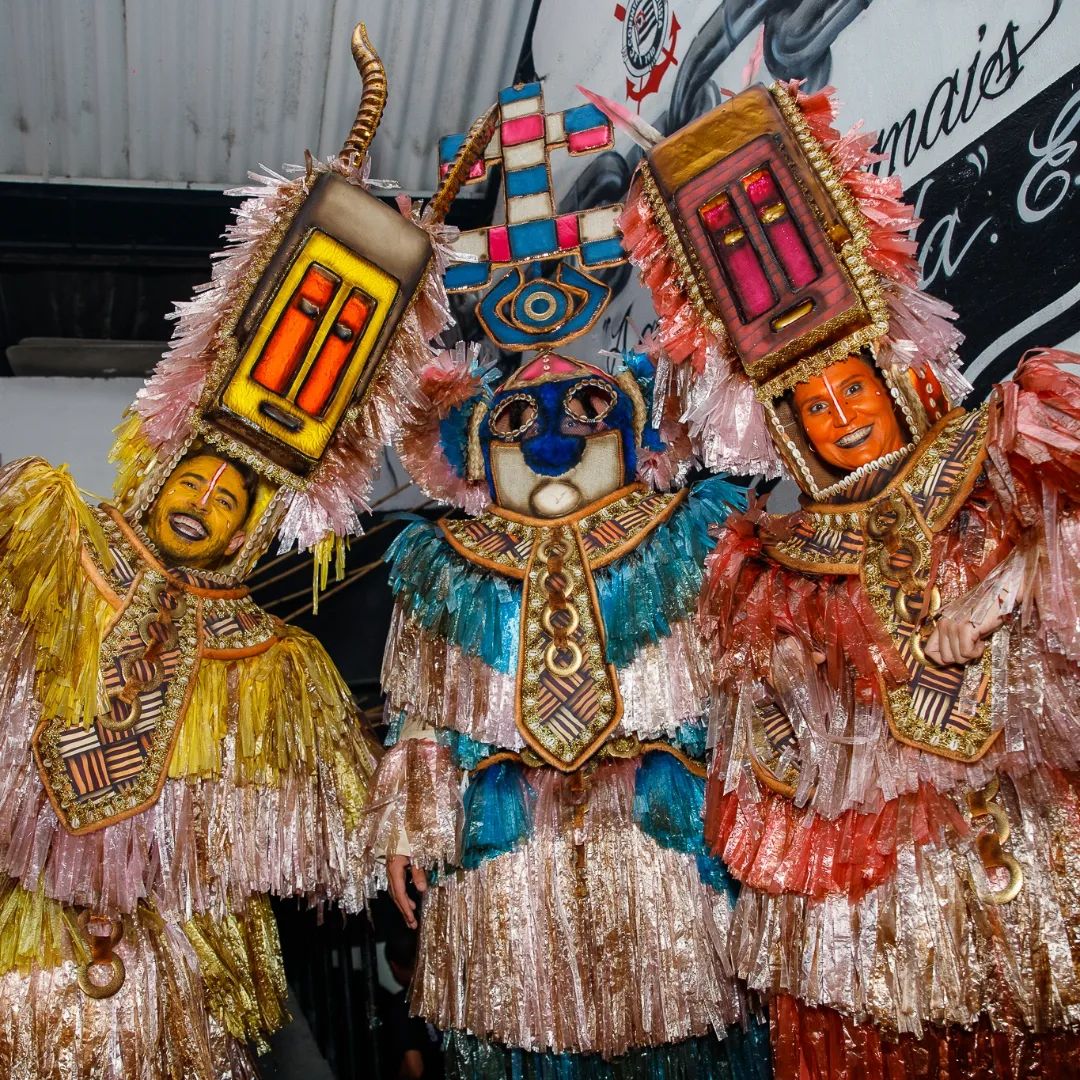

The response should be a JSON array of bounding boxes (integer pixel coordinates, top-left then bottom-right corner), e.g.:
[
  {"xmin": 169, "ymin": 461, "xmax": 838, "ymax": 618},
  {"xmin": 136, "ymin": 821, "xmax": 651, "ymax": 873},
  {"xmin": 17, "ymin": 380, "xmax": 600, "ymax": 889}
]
[
  {"xmin": 144, "ymin": 454, "xmax": 252, "ymax": 570},
  {"xmin": 792, "ymin": 355, "xmax": 905, "ymax": 472}
]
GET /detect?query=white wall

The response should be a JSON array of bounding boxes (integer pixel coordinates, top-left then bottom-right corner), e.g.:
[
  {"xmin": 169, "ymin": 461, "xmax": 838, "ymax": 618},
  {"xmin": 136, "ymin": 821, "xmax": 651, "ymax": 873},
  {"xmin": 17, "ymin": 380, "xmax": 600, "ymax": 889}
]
[
  {"xmin": 0, "ymin": 376, "xmax": 427, "ymax": 511},
  {"xmin": 0, "ymin": 377, "xmax": 140, "ymax": 499}
]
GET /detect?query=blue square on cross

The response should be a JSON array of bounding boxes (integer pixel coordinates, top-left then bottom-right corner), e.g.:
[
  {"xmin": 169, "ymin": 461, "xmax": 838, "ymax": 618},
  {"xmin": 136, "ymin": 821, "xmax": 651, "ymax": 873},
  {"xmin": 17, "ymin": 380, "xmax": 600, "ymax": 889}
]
[
  {"xmin": 499, "ymin": 82, "xmax": 542, "ymax": 105},
  {"xmin": 563, "ymin": 103, "xmax": 608, "ymax": 134},
  {"xmin": 438, "ymin": 133, "xmax": 465, "ymax": 167},
  {"xmin": 505, "ymin": 164, "xmax": 550, "ymax": 198},
  {"xmin": 509, "ymin": 219, "xmax": 558, "ymax": 260}
]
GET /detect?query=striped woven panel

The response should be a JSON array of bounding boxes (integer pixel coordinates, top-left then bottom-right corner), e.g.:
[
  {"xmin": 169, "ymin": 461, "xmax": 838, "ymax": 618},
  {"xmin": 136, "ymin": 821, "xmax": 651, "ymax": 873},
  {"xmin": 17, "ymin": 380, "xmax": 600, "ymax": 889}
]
[
  {"xmin": 890, "ymin": 594, "xmax": 992, "ymax": 752},
  {"xmin": 870, "ymin": 410, "xmax": 993, "ymax": 759},
  {"xmin": 912, "ymin": 409, "xmax": 987, "ymax": 524},
  {"xmin": 750, "ymin": 697, "xmax": 800, "ymax": 795},
  {"xmin": 442, "ymin": 486, "xmax": 681, "ymax": 578},
  {"xmin": 517, "ymin": 525, "xmax": 620, "ymax": 769},
  {"xmin": 56, "ymin": 634, "xmax": 182, "ymax": 804},
  {"xmin": 783, "ymin": 516, "xmax": 864, "ymax": 566},
  {"xmin": 580, "ymin": 489, "xmax": 677, "ymax": 560}
]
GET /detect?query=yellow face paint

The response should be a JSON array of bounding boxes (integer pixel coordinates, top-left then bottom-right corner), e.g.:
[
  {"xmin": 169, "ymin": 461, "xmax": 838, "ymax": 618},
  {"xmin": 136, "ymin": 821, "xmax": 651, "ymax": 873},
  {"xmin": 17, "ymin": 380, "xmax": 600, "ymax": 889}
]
[{"xmin": 145, "ymin": 454, "xmax": 251, "ymax": 570}]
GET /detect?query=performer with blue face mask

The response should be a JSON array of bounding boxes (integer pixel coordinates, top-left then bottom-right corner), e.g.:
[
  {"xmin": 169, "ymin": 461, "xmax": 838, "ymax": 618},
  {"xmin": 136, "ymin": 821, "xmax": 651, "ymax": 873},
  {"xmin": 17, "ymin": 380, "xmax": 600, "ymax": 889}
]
[{"xmin": 357, "ymin": 81, "xmax": 771, "ymax": 1080}]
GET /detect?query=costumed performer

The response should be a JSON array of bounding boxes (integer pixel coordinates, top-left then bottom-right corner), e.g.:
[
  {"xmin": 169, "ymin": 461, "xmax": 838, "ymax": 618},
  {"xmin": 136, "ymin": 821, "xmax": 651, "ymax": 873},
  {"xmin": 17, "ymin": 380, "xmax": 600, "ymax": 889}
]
[
  {"xmin": 615, "ymin": 77, "xmax": 1080, "ymax": 1076},
  {"xmin": 0, "ymin": 23, "xmax": 461, "ymax": 1079},
  {"xmin": 358, "ymin": 79, "xmax": 773, "ymax": 1080}
]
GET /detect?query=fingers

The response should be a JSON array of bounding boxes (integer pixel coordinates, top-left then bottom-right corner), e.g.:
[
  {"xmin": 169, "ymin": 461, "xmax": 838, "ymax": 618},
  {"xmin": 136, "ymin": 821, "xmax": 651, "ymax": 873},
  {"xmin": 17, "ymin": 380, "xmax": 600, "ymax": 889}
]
[
  {"xmin": 387, "ymin": 855, "xmax": 418, "ymax": 929},
  {"xmin": 411, "ymin": 865, "xmax": 429, "ymax": 895},
  {"xmin": 957, "ymin": 620, "xmax": 983, "ymax": 661},
  {"xmin": 924, "ymin": 627, "xmax": 944, "ymax": 666},
  {"xmin": 924, "ymin": 618, "xmax": 987, "ymax": 666}
]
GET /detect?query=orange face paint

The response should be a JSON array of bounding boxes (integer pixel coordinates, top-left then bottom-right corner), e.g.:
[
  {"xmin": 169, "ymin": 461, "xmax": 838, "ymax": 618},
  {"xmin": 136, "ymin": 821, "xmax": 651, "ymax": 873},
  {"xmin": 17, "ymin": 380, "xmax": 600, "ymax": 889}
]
[{"xmin": 792, "ymin": 355, "xmax": 904, "ymax": 472}]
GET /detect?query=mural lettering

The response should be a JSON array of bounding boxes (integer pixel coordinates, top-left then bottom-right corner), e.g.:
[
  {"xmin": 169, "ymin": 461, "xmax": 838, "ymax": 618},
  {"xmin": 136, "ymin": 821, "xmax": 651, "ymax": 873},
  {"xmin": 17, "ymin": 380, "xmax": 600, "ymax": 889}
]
[{"xmin": 873, "ymin": 1, "xmax": 1062, "ymax": 176}]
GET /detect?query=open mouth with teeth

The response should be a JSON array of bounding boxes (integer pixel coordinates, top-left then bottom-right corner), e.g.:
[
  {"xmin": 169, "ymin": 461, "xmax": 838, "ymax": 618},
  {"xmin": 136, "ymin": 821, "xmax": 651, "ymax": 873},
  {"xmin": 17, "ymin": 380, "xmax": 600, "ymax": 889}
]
[
  {"xmin": 835, "ymin": 424, "xmax": 874, "ymax": 449},
  {"xmin": 168, "ymin": 512, "xmax": 210, "ymax": 542}
]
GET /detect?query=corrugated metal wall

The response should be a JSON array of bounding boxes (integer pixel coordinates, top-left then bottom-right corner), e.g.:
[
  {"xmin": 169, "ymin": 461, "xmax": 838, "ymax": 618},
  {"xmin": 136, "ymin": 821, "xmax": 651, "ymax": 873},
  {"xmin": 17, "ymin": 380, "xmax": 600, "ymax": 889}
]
[{"xmin": 1, "ymin": 0, "xmax": 531, "ymax": 193}]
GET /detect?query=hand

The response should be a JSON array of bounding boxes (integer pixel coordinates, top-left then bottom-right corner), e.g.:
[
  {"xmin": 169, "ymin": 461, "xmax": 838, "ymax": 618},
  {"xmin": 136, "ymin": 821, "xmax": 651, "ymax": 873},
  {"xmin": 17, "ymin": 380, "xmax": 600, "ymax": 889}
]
[
  {"xmin": 924, "ymin": 611, "xmax": 1004, "ymax": 667},
  {"xmin": 387, "ymin": 854, "xmax": 428, "ymax": 929},
  {"xmin": 399, "ymin": 1049, "xmax": 425, "ymax": 1080}
]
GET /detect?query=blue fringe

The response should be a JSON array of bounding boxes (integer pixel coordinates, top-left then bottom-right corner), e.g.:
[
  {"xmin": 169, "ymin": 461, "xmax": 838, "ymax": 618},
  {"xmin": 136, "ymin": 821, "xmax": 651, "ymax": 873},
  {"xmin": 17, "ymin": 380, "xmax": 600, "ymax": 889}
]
[
  {"xmin": 446, "ymin": 1022, "xmax": 772, "ymax": 1080},
  {"xmin": 460, "ymin": 761, "xmax": 536, "ymax": 870},
  {"xmin": 671, "ymin": 721, "xmax": 707, "ymax": 760},
  {"xmin": 449, "ymin": 743, "xmax": 734, "ymax": 900},
  {"xmin": 384, "ymin": 476, "xmax": 745, "ymax": 674},
  {"xmin": 594, "ymin": 476, "xmax": 745, "ymax": 668},
  {"xmin": 440, "ymin": 728, "xmax": 498, "ymax": 770},
  {"xmin": 384, "ymin": 710, "xmax": 406, "ymax": 746},
  {"xmin": 619, "ymin": 351, "xmax": 666, "ymax": 454},
  {"xmin": 633, "ymin": 751, "xmax": 736, "ymax": 900},
  {"xmin": 386, "ymin": 520, "xmax": 520, "ymax": 674}
]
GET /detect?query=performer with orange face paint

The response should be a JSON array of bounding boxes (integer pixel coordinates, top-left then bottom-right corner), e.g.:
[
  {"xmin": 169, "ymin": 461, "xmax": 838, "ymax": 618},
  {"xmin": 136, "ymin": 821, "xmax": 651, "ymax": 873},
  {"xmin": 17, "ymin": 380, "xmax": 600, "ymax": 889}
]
[
  {"xmin": 790, "ymin": 354, "xmax": 904, "ymax": 474},
  {"xmin": 617, "ymin": 79, "xmax": 1080, "ymax": 1076}
]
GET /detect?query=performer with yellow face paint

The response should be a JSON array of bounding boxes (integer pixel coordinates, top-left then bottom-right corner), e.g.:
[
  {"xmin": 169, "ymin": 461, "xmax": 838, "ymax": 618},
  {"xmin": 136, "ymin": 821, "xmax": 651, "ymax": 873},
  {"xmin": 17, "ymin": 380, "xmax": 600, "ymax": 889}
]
[
  {"xmin": 0, "ymin": 24, "xmax": 466, "ymax": 1080},
  {"xmin": 145, "ymin": 454, "xmax": 256, "ymax": 568}
]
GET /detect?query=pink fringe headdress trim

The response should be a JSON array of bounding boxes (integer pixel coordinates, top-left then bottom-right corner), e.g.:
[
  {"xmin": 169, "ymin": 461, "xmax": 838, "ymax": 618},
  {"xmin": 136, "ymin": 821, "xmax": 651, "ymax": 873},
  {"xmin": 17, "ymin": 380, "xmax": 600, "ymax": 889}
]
[{"xmin": 125, "ymin": 166, "xmax": 457, "ymax": 552}]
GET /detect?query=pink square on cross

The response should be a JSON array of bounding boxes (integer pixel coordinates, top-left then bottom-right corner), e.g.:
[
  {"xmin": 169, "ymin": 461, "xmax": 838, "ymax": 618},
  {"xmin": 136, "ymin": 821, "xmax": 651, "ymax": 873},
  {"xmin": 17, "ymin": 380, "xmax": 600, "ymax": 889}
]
[
  {"xmin": 501, "ymin": 114, "xmax": 545, "ymax": 147},
  {"xmin": 567, "ymin": 127, "xmax": 610, "ymax": 154},
  {"xmin": 487, "ymin": 225, "xmax": 511, "ymax": 263},
  {"xmin": 556, "ymin": 213, "xmax": 580, "ymax": 250}
]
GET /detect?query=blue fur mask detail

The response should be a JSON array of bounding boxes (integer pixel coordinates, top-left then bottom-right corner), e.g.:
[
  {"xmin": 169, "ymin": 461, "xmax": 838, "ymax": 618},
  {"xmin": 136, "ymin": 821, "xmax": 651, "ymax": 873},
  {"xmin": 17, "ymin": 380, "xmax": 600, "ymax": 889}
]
[{"xmin": 480, "ymin": 374, "xmax": 638, "ymax": 497}]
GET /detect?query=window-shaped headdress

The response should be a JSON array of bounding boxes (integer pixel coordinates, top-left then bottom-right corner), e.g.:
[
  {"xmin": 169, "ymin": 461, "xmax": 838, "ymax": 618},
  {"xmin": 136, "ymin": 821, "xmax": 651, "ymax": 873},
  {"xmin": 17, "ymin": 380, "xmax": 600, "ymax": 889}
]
[
  {"xmin": 609, "ymin": 81, "xmax": 968, "ymax": 496},
  {"xmin": 112, "ymin": 24, "xmax": 493, "ymax": 577}
]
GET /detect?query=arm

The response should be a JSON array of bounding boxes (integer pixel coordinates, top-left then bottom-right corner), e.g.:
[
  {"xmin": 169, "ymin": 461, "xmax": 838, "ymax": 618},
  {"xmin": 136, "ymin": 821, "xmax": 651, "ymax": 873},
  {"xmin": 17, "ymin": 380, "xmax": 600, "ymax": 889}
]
[{"xmin": 357, "ymin": 712, "xmax": 463, "ymax": 926}]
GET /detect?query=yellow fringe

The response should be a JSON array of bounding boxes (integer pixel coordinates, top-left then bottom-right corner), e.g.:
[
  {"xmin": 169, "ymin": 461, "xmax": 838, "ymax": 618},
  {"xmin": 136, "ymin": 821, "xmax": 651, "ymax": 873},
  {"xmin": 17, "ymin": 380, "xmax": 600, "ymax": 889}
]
[
  {"xmin": 310, "ymin": 533, "xmax": 347, "ymax": 614},
  {"xmin": 181, "ymin": 895, "xmax": 289, "ymax": 1050},
  {"xmin": 166, "ymin": 625, "xmax": 377, "ymax": 828},
  {"xmin": 235, "ymin": 625, "xmax": 342, "ymax": 784},
  {"xmin": 167, "ymin": 659, "xmax": 230, "ymax": 779},
  {"xmin": 0, "ymin": 874, "xmax": 88, "ymax": 976},
  {"xmin": 0, "ymin": 876, "xmax": 288, "ymax": 1049},
  {"xmin": 0, "ymin": 459, "xmax": 115, "ymax": 726},
  {"xmin": 109, "ymin": 412, "xmax": 159, "ymax": 513}
]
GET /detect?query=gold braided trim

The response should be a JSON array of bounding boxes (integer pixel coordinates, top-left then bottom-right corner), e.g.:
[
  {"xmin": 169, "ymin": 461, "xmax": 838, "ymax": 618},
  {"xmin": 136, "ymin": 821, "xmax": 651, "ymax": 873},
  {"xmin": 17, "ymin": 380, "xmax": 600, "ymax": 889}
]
[
  {"xmin": 638, "ymin": 164, "xmax": 729, "ymax": 342},
  {"xmin": 32, "ymin": 572, "xmax": 203, "ymax": 833},
  {"xmin": 862, "ymin": 411, "xmax": 995, "ymax": 761}
]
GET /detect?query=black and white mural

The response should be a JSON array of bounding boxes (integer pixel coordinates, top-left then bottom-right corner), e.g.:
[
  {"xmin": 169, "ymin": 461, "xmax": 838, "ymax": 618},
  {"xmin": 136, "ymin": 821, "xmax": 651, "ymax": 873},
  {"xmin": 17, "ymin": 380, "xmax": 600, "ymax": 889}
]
[{"xmin": 527, "ymin": 0, "xmax": 1075, "ymax": 400}]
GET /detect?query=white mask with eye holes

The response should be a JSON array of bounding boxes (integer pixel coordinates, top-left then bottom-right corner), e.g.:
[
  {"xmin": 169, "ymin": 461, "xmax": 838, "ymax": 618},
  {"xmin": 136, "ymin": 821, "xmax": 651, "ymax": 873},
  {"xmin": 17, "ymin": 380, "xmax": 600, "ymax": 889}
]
[
  {"xmin": 485, "ymin": 376, "xmax": 627, "ymax": 518},
  {"xmin": 489, "ymin": 431, "xmax": 626, "ymax": 517}
]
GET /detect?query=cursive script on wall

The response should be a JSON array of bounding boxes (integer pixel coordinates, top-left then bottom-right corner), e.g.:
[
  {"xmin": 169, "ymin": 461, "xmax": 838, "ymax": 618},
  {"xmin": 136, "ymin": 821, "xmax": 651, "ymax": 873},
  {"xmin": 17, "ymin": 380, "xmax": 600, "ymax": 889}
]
[{"xmin": 873, "ymin": 1, "xmax": 1061, "ymax": 177}]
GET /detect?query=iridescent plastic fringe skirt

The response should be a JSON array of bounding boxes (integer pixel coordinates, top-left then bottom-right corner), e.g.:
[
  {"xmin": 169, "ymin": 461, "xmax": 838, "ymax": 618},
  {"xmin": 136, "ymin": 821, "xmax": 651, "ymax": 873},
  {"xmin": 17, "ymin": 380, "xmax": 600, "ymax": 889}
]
[{"xmin": 412, "ymin": 762, "xmax": 748, "ymax": 1059}]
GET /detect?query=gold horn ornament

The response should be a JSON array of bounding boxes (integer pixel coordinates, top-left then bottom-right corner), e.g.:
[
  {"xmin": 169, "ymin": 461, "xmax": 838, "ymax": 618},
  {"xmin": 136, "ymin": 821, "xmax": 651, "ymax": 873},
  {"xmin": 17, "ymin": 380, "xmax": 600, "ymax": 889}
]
[
  {"xmin": 340, "ymin": 22, "xmax": 388, "ymax": 166},
  {"xmin": 428, "ymin": 103, "xmax": 500, "ymax": 223}
]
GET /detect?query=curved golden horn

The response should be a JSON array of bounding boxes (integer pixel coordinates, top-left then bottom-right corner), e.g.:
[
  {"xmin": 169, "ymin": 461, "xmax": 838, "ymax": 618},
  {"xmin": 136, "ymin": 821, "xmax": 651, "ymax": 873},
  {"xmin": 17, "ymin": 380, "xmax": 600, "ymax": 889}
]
[
  {"xmin": 428, "ymin": 104, "xmax": 499, "ymax": 222},
  {"xmin": 340, "ymin": 23, "xmax": 387, "ymax": 164}
]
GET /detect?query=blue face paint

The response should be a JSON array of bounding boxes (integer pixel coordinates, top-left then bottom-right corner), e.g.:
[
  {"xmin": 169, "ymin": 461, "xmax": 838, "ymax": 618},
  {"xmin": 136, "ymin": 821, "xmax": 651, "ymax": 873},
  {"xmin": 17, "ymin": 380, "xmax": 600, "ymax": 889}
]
[{"xmin": 480, "ymin": 371, "xmax": 639, "ymax": 500}]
